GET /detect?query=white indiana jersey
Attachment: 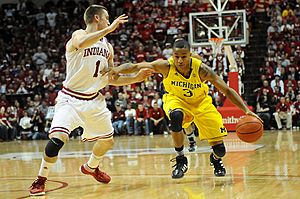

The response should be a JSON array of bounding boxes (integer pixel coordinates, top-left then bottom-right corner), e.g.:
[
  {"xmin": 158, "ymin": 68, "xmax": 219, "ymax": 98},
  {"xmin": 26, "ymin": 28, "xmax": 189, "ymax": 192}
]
[{"xmin": 63, "ymin": 36, "xmax": 111, "ymax": 94}]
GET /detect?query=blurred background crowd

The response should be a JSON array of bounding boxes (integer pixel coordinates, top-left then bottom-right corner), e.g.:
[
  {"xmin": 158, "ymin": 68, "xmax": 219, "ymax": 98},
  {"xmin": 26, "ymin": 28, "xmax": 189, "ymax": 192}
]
[{"xmin": 0, "ymin": 0, "xmax": 299, "ymax": 142}]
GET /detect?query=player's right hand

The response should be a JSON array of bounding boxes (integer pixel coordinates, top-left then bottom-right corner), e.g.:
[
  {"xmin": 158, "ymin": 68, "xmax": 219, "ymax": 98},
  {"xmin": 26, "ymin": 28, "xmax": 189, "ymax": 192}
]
[
  {"xmin": 108, "ymin": 14, "xmax": 128, "ymax": 33},
  {"xmin": 246, "ymin": 111, "xmax": 264, "ymax": 123}
]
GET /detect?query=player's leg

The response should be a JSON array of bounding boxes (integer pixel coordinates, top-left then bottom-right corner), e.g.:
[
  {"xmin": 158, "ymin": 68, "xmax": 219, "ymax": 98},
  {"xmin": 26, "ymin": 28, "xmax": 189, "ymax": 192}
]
[
  {"xmin": 209, "ymin": 140, "xmax": 226, "ymax": 176},
  {"xmin": 80, "ymin": 137, "xmax": 114, "ymax": 183},
  {"xmin": 80, "ymin": 105, "xmax": 114, "ymax": 183},
  {"xmin": 184, "ymin": 123, "xmax": 197, "ymax": 152},
  {"xmin": 30, "ymin": 94, "xmax": 77, "ymax": 196},
  {"xmin": 169, "ymin": 109, "xmax": 188, "ymax": 179},
  {"xmin": 30, "ymin": 132, "xmax": 69, "ymax": 196},
  {"xmin": 193, "ymin": 103, "xmax": 227, "ymax": 177}
]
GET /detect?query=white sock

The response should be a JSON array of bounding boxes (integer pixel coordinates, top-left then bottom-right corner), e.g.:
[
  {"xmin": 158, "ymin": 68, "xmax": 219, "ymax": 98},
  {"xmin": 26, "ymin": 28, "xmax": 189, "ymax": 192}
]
[
  {"xmin": 87, "ymin": 153, "xmax": 102, "ymax": 169},
  {"xmin": 175, "ymin": 146, "xmax": 184, "ymax": 156},
  {"xmin": 187, "ymin": 133, "xmax": 195, "ymax": 143},
  {"xmin": 38, "ymin": 159, "xmax": 55, "ymax": 178}
]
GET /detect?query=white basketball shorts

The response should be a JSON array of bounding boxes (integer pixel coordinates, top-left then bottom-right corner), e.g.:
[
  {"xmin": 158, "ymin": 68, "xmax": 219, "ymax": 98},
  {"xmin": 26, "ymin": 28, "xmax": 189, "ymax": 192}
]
[{"xmin": 49, "ymin": 91, "xmax": 114, "ymax": 141}]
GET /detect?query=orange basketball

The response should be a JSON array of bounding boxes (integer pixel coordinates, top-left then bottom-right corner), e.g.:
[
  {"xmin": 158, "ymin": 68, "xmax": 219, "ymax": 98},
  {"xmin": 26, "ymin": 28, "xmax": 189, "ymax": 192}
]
[{"xmin": 236, "ymin": 116, "xmax": 264, "ymax": 143}]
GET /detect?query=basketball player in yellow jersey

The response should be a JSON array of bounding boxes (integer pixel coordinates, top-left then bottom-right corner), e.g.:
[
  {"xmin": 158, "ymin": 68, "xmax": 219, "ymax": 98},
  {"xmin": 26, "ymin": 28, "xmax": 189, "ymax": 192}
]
[{"xmin": 111, "ymin": 38, "xmax": 261, "ymax": 178}]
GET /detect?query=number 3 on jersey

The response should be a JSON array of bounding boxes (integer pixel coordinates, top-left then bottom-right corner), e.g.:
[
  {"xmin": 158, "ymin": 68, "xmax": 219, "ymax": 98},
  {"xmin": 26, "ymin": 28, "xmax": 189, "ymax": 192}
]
[
  {"xmin": 93, "ymin": 60, "xmax": 101, "ymax": 77},
  {"xmin": 183, "ymin": 89, "xmax": 193, "ymax": 97}
]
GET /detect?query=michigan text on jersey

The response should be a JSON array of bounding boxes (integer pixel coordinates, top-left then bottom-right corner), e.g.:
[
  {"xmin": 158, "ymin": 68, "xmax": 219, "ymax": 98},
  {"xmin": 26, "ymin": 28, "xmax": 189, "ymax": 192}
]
[{"xmin": 171, "ymin": 81, "xmax": 202, "ymax": 90}]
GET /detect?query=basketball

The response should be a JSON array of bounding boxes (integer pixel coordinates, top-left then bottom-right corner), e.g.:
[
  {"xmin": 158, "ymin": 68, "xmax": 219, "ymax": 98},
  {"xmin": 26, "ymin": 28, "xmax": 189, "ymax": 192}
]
[{"xmin": 236, "ymin": 116, "xmax": 264, "ymax": 143}]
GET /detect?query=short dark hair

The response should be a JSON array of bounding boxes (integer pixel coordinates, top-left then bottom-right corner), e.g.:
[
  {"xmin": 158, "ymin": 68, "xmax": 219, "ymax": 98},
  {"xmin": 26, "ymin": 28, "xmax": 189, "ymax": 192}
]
[
  {"xmin": 173, "ymin": 38, "xmax": 190, "ymax": 50},
  {"xmin": 84, "ymin": 5, "xmax": 107, "ymax": 25}
]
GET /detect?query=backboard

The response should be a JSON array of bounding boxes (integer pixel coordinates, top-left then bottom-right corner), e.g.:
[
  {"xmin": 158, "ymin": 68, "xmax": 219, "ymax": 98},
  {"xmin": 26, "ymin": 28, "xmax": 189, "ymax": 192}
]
[{"xmin": 189, "ymin": 0, "xmax": 247, "ymax": 47}]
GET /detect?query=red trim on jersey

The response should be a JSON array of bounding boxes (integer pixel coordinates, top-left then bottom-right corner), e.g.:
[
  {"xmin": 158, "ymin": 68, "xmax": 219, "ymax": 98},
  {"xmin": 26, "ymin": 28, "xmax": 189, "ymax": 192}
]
[{"xmin": 82, "ymin": 132, "xmax": 114, "ymax": 142}]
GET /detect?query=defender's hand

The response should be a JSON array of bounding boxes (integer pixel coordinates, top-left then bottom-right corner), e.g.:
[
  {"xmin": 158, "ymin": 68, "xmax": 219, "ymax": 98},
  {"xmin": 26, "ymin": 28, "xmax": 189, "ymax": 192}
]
[
  {"xmin": 108, "ymin": 14, "xmax": 128, "ymax": 33},
  {"xmin": 101, "ymin": 67, "xmax": 120, "ymax": 81}
]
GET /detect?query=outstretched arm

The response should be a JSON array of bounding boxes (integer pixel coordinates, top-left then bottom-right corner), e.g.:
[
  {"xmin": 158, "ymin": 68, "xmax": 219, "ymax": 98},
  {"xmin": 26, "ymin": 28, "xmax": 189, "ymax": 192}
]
[
  {"xmin": 199, "ymin": 62, "xmax": 262, "ymax": 121},
  {"xmin": 67, "ymin": 15, "xmax": 128, "ymax": 51},
  {"xmin": 109, "ymin": 69, "xmax": 154, "ymax": 86},
  {"xmin": 110, "ymin": 59, "xmax": 170, "ymax": 77}
]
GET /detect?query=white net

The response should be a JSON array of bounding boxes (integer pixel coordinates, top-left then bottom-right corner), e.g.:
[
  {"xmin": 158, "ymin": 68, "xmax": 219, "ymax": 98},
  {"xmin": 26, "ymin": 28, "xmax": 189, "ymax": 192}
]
[{"xmin": 209, "ymin": 38, "xmax": 224, "ymax": 57}]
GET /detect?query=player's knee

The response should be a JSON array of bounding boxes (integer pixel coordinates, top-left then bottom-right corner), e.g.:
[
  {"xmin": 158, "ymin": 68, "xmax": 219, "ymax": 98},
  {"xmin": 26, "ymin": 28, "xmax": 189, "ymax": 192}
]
[
  {"xmin": 212, "ymin": 143, "xmax": 226, "ymax": 158},
  {"xmin": 45, "ymin": 138, "xmax": 65, "ymax": 157},
  {"xmin": 105, "ymin": 137, "xmax": 114, "ymax": 148},
  {"xmin": 96, "ymin": 137, "xmax": 114, "ymax": 149},
  {"xmin": 169, "ymin": 110, "xmax": 183, "ymax": 132},
  {"xmin": 49, "ymin": 132, "xmax": 69, "ymax": 143}
]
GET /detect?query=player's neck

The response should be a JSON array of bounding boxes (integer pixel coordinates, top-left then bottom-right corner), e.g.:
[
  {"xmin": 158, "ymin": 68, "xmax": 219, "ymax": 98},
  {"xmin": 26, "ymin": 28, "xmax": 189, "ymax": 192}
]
[
  {"xmin": 85, "ymin": 24, "xmax": 99, "ymax": 33},
  {"xmin": 177, "ymin": 60, "xmax": 192, "ymax": 78}
]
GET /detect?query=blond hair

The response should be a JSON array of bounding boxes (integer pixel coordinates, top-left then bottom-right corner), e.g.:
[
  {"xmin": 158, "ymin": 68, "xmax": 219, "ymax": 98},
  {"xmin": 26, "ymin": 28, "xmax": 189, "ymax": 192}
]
[{"xmin": 83, "ymin": 5, "xmax": 107, "ymax": 25}]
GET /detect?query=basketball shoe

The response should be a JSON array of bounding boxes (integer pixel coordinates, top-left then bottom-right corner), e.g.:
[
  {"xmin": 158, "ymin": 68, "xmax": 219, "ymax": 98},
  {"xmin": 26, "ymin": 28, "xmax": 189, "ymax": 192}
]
[
  {"xmin": 171, "ymin": 155, "xmax": 188, "ymax": 179},
  {"xmin": 80, "ymin": 164, "xmax": 111, "ymax": 183},
  {"xmin": 29, "ymin": 176, "xmax": 47, "ymax": 196},
  {"xmin": 188, "ymin": 141, "xmax": 197, "ymax": 152},
  {"xmin": 210, "ymin": 153, "xmax": 226, "ymax": 176}
]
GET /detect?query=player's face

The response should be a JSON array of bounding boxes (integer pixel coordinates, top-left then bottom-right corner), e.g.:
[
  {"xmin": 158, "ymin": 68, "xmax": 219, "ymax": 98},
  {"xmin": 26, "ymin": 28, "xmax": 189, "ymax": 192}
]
[
  {"xmin": 97, "ymin": 10, "xmax": 110, "ymax": 30},
  {"xmin": 173, "ymin": 48, "xmax": 191, "ymax": 70}
]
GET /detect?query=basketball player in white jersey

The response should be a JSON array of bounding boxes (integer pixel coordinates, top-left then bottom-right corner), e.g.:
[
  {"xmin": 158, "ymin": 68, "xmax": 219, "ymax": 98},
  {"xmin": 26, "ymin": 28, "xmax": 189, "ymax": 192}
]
[{"xmin": 30, "ymin": 5, "xmax": 154, "ymax": 196}]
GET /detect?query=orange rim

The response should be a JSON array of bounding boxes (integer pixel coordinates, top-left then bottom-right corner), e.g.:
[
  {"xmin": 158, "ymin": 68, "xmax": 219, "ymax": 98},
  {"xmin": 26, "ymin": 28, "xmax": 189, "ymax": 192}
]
[{"xmin": 209, "ymin": 38, "xmax": 224, "ymax": 44}]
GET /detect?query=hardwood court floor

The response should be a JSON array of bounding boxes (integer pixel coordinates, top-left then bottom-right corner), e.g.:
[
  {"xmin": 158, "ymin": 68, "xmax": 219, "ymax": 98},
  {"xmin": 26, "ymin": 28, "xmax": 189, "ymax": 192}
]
[{"xmin": 1, "ymin": 130, "xmax": 300, "ymax": 199}]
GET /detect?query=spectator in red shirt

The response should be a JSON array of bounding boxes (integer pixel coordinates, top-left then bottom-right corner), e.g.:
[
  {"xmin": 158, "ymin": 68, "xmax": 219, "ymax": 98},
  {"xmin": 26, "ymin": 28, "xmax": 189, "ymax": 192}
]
[
  {"xmin": 149, "ymin": 101, "xmax": 166, "ymax": 135},
  {"xmin": 141, "ymin": 24, "xmax": 153, "ymax": 43},
  {"xmin": 135, "ymin": 46, "xmax": 146, "ymax": 63},
  {"xmin": 273, "ymin": 96, "xmax": 292, "ymax": 130},
  {"xmin": 134, "ymin": 103, "xmax": 150, "ymax": 135},
  {"xmin": 260, "ymin": 80, "xmax": 274, "ymax": 95},
  {"xmin": 284, "ymin": 74, "xmax": 297, "ymax": 92}
]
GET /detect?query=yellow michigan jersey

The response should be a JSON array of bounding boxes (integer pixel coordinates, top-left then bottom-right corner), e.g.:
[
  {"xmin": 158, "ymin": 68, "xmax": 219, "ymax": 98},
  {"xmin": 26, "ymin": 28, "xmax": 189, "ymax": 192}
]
[{"xmin": 162, "ymin": 57, "xmax": 227, "ymax": 143}]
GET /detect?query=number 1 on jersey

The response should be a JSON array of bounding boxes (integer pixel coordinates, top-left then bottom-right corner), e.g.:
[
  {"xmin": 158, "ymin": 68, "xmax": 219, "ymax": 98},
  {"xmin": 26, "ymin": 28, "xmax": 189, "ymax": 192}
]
[{"xmin": 93, "ymin": 60, "xmax": 101, "ymax": 77}]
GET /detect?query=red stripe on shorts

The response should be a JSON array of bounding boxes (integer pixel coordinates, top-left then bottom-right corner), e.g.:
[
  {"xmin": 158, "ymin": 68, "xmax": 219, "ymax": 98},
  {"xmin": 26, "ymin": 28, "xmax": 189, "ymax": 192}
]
[
  {"xmin": 62, "ymin": 86, "xmax": 98, "ymax": 96},
  {"xmin": 82, "ymin": 132, "xmax": 114, "ymax": 142},
  {"xmin": 61, "ymin": 90, "xmax": 99, "ymax": 100},
  {"xmin": 49, "ymin": 129, "xmax": 70, "ymax": 136}
]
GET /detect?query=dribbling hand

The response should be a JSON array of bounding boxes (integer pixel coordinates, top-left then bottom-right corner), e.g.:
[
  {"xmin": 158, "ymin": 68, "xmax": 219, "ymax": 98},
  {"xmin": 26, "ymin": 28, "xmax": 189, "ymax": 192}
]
[
  {"xmin": 246, "ymin": 111, "xmax": 264, "ymax": 123},
  {"xmin": 108, "ymin": 14, "xmax": 128, "ymax": 33}
]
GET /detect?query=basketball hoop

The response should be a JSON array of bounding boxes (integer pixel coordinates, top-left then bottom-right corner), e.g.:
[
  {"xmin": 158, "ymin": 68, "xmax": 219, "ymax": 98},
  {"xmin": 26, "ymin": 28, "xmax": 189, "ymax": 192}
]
[{"xmin": 209, "ymin": 38, "xmax": 224, "ymax": 56}]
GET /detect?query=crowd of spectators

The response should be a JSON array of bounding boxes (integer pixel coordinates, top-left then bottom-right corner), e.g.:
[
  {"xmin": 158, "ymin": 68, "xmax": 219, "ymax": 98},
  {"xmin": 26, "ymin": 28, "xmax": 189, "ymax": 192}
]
[
  {"xmin": 0, "ymin": 0, "xmax": 262, "ymax": 142},
  {"xmin": 256, "ymin": 0, "xmax": 300, "ymax": 130}
]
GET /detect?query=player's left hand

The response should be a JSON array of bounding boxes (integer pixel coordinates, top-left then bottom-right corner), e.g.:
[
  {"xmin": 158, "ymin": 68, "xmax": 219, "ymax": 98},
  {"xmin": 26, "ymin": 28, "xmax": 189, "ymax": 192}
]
[
  {"xmin": 134, "ymin": 68, "xmax": 155, "ymax": 82},
  {"xmin": 246, "ymin": 111, "xmax": 264, "ymax": 123}
]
